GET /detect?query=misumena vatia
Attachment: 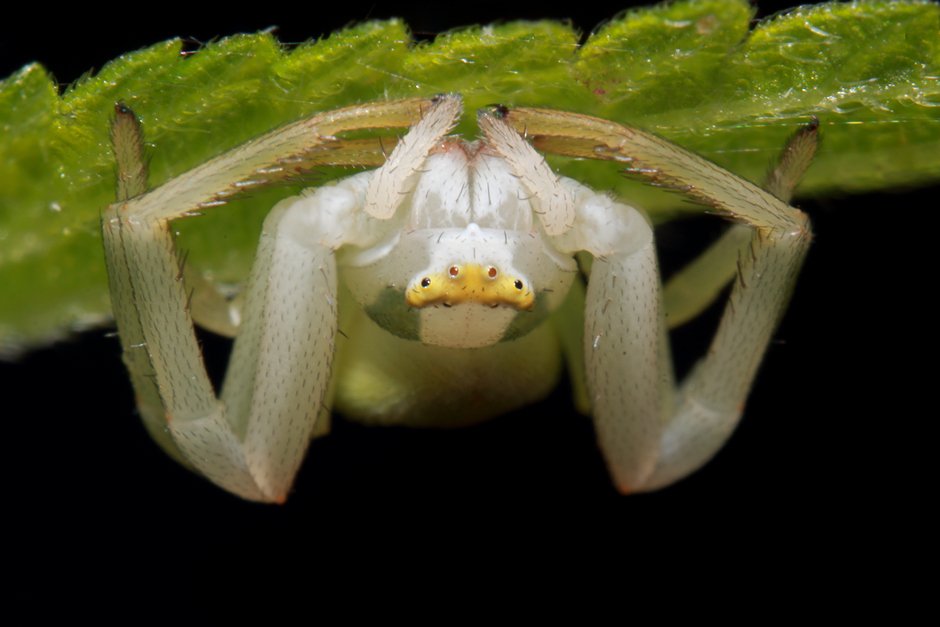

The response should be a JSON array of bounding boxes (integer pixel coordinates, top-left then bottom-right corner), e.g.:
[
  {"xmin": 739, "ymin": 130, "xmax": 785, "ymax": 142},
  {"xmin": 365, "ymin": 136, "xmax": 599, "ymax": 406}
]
[{"xmin": 104, "ymin": 94, "xmax": 815, "ymax": 503}]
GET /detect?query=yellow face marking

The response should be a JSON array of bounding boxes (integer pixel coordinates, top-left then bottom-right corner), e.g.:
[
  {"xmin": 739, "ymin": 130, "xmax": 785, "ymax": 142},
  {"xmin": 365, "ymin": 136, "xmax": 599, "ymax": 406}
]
[{"xmin": 407, "ymin": 263, "xmax": 534, "ymax": 311}]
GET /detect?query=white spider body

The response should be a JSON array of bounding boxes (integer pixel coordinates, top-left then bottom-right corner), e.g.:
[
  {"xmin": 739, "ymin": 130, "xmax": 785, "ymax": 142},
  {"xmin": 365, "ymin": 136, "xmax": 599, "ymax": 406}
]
[
  {"xmin": 104, "ymin": 95, "xmax": 815, "ymax": 502},
  {"xmin": 327, "ymin": 139, "xmax": 581, "ymax": 349},
  {"xmin": 315, "ymin": 139, "xmax": 585, "ymax": 427}
]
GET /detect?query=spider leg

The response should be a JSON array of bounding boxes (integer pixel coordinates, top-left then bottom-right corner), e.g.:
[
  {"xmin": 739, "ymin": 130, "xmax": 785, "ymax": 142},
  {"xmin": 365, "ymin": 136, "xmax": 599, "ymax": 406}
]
[
  {"xmin": 663, "ymin": 121, "xmax": 819, "ymax": 328},
  {"xmin": 662, "ymin": 225, "xmax": 751, "ymax": 329},
  {"xmin": 103, "ymin": 96, "xmax": 460, "ymax": 501},
  {"xmin": 486, "ymin": 106, "xmax": 815, "ymax": 492},
  {"xmin": 363, "ymin": 94, "xmax": 462, "ymax": 219}
]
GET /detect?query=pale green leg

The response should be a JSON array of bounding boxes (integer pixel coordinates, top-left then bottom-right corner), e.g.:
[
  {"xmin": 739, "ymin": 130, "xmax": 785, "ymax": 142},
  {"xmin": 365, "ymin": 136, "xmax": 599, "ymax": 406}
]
[
  {"xmin": 103, "ymin": 97, "xmax": 457, "ymax": 502},
  {"xmin": 104, "ymin": 195, "xmax": 339, "ymax": 502},
  {"xmin": 549, "ymin": 276, "xmax": 590, "ymax": 415},
  {"xmin": 645, "ymin": 221, "xmax": 810, "ymax": 489},
  {"xmin": 662, "ymin": 122, "xmax": 818, "ymax": 328},
  {"xmin": 489, "ymin": 106, "xmax": 816, "ymax": 492},
  {"xmin": 107, "ymin": 105, "xmax": 188, "ymax": 466},
  {"xmin": 662, "ymin": 225, "xmax": 749, "ymax": 329},
  {"xmin": 182, "ymin": 266, "xmax": 242, "ymax": 338}
]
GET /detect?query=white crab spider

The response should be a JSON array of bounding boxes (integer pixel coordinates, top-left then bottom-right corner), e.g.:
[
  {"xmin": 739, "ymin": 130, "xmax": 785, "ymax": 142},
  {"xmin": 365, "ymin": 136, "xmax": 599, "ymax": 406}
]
[{"xmin": 104, "ymin": 94, "xmax": 814, "ymax": 503}]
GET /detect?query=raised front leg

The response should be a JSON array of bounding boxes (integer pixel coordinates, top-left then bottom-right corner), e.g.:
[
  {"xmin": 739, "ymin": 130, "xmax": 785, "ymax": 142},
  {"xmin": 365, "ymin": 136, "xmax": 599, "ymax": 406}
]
[
  {"xmin": 104, "ymin": 96, "xmax": 461, "ymax": 502},
  {"xmin": 482, "ymin": 106, "xmax": 815, "ymax": 493}
]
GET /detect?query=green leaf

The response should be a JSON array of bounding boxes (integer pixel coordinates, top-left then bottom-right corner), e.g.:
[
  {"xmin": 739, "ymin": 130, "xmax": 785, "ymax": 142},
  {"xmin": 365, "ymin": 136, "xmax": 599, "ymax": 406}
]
[{"xmin": 1, "ymin": 0, "xmax": 938, "ymax": 355}]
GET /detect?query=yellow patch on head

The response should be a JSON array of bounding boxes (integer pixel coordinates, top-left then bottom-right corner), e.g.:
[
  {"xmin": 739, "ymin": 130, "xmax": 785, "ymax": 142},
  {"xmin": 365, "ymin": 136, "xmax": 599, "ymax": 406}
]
[{"xmin": 407, "ymin": 263, "xmax": 534, "ymax": 311}]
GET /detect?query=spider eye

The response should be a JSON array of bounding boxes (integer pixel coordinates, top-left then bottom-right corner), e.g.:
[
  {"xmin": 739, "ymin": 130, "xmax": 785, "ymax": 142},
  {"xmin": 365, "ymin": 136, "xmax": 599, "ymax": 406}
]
[
  {"xmin": 514, "ymin": 279, "xmax": 523, "ymax": 290},
  {"xmin": 448, "ymin": 265, "xmax": 460, "ymax": 278},
  {"xmin": 487, "ymin": 266, "xmax": 498, "ymax": 279},
  {"xmin": 421, "ymin": 277, "xmax": 431, "ymax": 288}
]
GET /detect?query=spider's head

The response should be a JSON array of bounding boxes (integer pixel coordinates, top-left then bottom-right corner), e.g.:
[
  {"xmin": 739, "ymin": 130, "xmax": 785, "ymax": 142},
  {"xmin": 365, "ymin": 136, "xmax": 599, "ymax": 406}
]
[
  {"xmin": 339, "ymin": 134, "xmax": 579, "ymax": 349},
  {"xmin": 342, "ymin": 222, "xmax": 576, "ymax": 349}
]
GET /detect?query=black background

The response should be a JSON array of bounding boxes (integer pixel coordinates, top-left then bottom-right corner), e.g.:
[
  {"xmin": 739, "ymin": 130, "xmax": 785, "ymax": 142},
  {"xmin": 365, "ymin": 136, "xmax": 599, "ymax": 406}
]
[{"xmin": 2, "ymin": 0, "xmax": 930, "ymax": 615}]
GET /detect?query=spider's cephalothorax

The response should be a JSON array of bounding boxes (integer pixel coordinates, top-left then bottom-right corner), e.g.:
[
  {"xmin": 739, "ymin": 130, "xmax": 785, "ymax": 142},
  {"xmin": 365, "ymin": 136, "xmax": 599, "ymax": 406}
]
[
  {"xmin": 105, "ymin": 94, "xmax": 814, "ymax": 502},
  {"xmin": 331, "ymin": 138, "xmax": 580, "ymax": 349}
]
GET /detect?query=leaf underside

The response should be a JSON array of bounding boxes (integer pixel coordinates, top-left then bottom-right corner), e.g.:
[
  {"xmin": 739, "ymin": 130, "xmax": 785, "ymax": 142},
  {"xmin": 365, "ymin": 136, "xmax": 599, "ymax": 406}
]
[{"xmin": 1, "ymin": 0, "xmax": 938, "ymax": 354}]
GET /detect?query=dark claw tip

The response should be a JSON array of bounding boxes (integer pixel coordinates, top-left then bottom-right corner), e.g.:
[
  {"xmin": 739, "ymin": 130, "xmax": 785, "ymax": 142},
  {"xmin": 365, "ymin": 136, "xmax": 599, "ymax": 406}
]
[{"xmin": 481, "ymin": 104, "xmax": 510, "ymax": 119}]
